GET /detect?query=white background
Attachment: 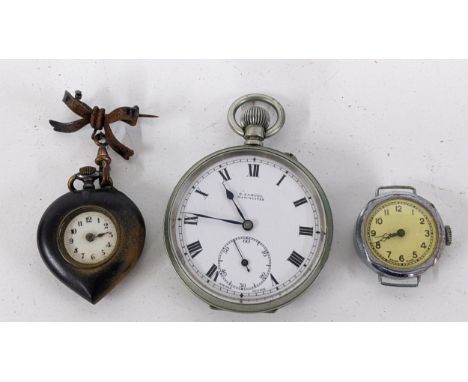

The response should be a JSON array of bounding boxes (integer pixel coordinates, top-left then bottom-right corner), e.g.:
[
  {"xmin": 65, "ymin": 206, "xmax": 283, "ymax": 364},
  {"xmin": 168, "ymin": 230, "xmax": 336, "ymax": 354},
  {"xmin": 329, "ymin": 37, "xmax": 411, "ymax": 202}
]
[{"xmin": 0, "ymin": 60, "xmax": 466, "ymax": 321}]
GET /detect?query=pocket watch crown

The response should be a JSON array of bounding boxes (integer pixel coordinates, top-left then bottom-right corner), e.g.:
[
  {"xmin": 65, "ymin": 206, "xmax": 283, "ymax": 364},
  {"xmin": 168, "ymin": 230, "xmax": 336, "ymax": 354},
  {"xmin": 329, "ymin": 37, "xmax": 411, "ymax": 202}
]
[
  {"xmin": 445, "ymin": 225, "xmax": 452, "ymax": 246},
  {"xmin": 79, "ymin": 166, "xmax": 98, "ymax": 176},
  {"xmin": 241, "ymin": 105, "xmax": 270, "ymax": 129}
]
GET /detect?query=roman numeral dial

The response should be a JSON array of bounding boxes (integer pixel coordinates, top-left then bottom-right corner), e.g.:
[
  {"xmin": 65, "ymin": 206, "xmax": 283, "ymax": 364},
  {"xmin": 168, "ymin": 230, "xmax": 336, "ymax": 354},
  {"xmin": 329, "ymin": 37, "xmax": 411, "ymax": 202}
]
[
  {"xmin": 187, "ymin": 241, "xmax": 203, "ymax": 258},
  {"xmin": 218, "ymin": 168, "xmax": 231, "ymax": 181},
  {"xmin": 172, "ymin": 153, "xmax": 328, "ymax": 309},
  {"xmin": 276, "ymin": 174, "xmax": 286, "ymax": 186},
  {"xmin": 248, "ymin": 164, "xmax": 259, "ymax": 177},
  {"xmin": 287, "ymin": 251, "xmax": 305, "ymax": 267},
  {"xmin": 293, "ymin": 197, "xmax": 308, "ymax": 207},
  {"xmin": 184, "ymin": 216, "xmax": 198, "ymax": 225},
  {"xmin": 271, "ymin": 274, "xmax": 279, "ymax": 286},
  {"xmin": 206, "ymin": 264, "xmax": 219, "ymax": 281},
  {"xmin": 299, "ymin": 226, "xmax": 314, "ymax": 236},
  {"xmin": 195, "ymin": 188, "xmax": 209, "ymax": 198}
]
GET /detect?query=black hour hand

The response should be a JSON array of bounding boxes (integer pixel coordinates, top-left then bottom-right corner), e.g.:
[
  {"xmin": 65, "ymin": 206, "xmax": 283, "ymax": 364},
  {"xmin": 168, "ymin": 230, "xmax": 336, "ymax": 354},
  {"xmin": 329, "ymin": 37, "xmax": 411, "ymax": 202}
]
[{"xmin": 222, "ymin": 183, "xmax": 247, "ymax": 221}]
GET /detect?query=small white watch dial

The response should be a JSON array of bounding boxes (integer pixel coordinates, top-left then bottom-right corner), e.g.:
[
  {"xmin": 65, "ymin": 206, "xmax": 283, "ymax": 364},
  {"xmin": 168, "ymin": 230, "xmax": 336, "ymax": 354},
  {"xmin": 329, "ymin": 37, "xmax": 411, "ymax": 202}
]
[{"xmin": 62, "ymin": 209, "xmax": 118, "ymax": 266}]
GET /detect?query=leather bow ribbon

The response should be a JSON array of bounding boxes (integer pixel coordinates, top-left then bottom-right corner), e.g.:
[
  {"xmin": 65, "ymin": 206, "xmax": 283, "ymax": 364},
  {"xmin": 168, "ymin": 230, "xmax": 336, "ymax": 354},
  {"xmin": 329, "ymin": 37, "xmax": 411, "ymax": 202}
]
[{"xmin": 49, "ymin": 90, "xmax": 157, "ymax": 160}]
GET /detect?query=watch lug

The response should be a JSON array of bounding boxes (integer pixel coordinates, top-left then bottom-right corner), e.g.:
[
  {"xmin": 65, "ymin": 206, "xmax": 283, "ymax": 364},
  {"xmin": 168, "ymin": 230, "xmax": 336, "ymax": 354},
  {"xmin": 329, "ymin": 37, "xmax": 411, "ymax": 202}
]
[
  {"xmin": 375, "ymin": 185, "xmax": 417, "ymax": 197},
  {"xmin": 378, "ymin": 274, "xmax": 420, "ymax": 287}
]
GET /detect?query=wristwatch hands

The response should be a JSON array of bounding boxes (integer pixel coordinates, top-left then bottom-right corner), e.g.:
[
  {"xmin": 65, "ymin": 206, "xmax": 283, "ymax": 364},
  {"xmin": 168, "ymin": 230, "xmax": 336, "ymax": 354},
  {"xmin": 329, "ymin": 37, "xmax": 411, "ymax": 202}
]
[{"xmin": 373, "ymin": 229, "xmax": 406, "ymax": 243}]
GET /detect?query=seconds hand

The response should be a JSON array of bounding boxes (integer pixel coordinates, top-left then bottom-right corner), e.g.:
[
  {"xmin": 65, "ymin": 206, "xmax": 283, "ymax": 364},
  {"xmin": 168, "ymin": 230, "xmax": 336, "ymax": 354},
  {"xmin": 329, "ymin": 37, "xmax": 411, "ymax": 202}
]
[{"xmin": 233, "ymin": 239, "xmax": 250, "ymax": 272}]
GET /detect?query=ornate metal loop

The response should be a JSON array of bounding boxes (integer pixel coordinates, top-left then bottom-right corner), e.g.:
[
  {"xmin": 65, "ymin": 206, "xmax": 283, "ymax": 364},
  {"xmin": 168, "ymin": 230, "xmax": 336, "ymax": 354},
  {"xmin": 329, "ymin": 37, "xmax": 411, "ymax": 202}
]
[
  {"xmin": 67, "ymin": 174, "xmax": 79, "ymax": 192},
  {"xmin": 91, "ymin": 130, "xmax": 108, "ymax": 147},
  {"xmin": 227, "ymin": 94, "xmax": 286, "ymax": 139},
  {"xmin": 95, "ymin": 146, "xmax": 113, "ymax": 187},
  {"xmin": 67, "ymin": 167, "xmax": 100, "ymax": 192},
  {"xmin": 90, "ymin": 106, "xmax": 106, "ymax": 130}
]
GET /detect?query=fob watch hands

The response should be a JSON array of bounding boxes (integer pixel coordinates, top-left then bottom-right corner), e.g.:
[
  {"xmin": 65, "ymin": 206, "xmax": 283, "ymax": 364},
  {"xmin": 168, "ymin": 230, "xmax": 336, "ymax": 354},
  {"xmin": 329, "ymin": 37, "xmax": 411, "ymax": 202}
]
[
  {"xmin": 233, "ymin": 239, "xmax": 250, "ymax": 272},
  {"xmin": 85, "ymin": 232, "xmax": 112, "ymax": 242},
  {"xmin": 183, "ymin": 212, "xmax": 244, "ymax": 226},
  {"xmin": 96, "ymin": 232, "xmax": 113, "ymax": 238}
]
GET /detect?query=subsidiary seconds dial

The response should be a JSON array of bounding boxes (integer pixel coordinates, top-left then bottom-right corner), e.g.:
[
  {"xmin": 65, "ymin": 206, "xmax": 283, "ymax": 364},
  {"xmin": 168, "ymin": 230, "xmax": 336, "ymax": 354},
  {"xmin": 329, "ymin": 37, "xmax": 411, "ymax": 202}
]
[{"xmin": 218, "ymin": 236, "xmax": 272, "ymax": 291}]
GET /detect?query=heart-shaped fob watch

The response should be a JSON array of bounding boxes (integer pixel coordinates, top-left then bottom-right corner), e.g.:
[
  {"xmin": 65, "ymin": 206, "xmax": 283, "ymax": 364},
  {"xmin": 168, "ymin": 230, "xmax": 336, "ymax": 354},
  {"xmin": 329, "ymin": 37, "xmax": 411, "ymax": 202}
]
[{"xmin": 37, "ymin": 90, "xmax": 156, "ymax": 303}]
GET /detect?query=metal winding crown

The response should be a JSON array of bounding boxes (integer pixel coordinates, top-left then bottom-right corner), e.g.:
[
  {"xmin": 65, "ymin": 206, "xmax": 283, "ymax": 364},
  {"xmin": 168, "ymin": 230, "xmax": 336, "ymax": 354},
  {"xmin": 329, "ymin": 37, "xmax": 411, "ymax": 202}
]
[
  {"xmin": 445, "ymin": 225, "xmax": 452, "ymax": 246},
  {"xmin": 79, "ymin": 166, "xmax": 97, "ymax": 176},
  {"xmin": 241, "ymin": 105, "xmax": 270, "ymax": 129},
  {"xmin": 227, "ymin": 94, "xmax": 286, "ymax": 145}
]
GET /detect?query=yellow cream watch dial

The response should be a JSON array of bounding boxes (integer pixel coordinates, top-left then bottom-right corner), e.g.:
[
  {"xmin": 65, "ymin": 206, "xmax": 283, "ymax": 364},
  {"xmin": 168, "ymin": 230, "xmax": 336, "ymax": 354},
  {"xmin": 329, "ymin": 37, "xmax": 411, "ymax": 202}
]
[{"xmin": 365, "ymin": 198, "xmax": 439, "ymax": 270}]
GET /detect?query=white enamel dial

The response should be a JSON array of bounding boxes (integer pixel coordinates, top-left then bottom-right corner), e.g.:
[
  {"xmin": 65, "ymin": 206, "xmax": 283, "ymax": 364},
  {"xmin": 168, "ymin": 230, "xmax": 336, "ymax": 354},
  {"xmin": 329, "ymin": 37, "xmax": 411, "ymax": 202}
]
[
  {"xmin": 167, "ymin": 148, "xmax": 331, "ymax": 310},
  {"xmin": 62, "ymin": 209, "xmax": 119, "ymax": 266}
]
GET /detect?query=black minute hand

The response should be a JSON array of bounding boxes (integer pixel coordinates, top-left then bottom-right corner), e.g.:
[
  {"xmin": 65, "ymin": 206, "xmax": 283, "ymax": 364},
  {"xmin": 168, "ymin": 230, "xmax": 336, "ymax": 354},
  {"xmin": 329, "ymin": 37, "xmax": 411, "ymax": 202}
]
[{"xmin": 183, "ymin": 212, "xmax": 243, "ymax": 225}]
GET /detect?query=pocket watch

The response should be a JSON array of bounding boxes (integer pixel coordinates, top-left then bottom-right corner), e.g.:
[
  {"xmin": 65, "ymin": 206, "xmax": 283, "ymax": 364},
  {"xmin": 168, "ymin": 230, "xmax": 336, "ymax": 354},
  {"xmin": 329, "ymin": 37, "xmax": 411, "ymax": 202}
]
[
  {"xmin": 37, "ymin": 90, "xmax": 156, "ymax": 303},
  {"xmin": 164, "ymin": 94, "xmax": 333, "ymax": 312},
  {"xmin": 355, "ymin": 185, "xmax": 452, "ymax": 287}
]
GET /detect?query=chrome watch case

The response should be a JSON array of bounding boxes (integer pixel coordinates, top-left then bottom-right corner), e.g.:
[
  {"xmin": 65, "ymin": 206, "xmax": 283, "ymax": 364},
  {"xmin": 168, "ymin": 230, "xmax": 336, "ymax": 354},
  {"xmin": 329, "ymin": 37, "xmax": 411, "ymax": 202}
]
[{"xmin": 354, "ymin": 186, "xmax": 452, "ymax": 287}]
